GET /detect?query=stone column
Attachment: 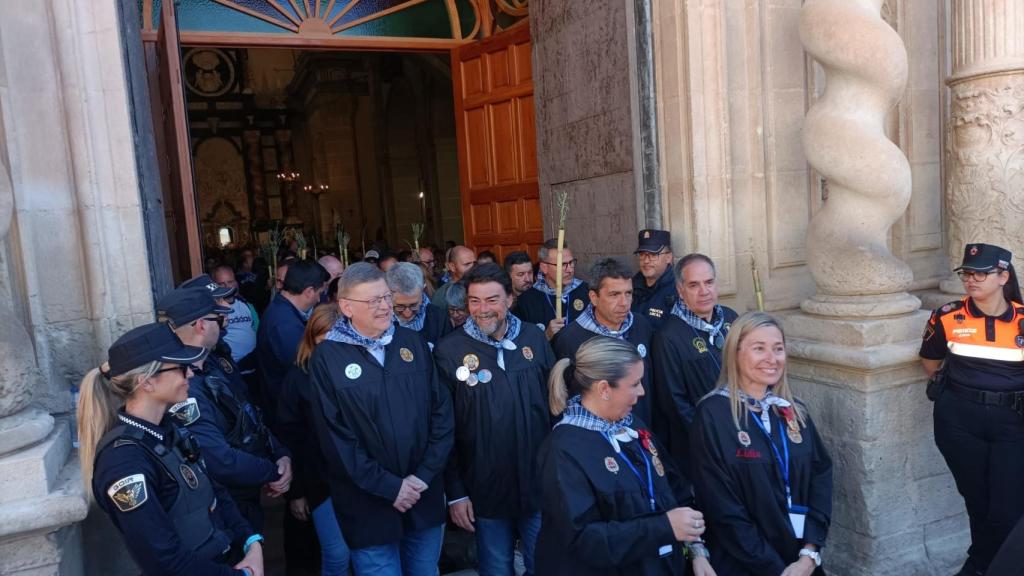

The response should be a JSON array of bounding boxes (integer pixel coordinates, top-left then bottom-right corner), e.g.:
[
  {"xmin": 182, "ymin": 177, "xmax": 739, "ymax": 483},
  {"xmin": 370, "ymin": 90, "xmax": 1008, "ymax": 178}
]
[
  {"xmin": 940, "ymin": 0, "xmax": 1024, "ymax": 293},
  {"xmin": 782, "ymin": 1, "xmax": 965, "ymax": 574}
]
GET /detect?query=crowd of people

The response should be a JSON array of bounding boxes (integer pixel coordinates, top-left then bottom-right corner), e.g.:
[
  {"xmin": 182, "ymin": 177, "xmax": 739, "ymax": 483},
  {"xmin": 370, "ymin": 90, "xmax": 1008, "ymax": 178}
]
[{"xmin": 74, "ymin": 226, "xmax": 1024, "ymax": 576}]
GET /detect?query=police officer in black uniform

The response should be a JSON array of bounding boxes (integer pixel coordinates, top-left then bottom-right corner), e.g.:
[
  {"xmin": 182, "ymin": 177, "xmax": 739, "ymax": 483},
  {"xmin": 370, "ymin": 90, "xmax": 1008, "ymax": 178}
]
[
  {"xmin": 631, "ymin": 229, "xmax": 677, "ymax": 331},
  {"xmin": 158, "ymin": 288, "xmax": 292, "ymax": 531},
  {"xmin": 920, "ymin": 243, "xmax": 1024, "ymax": 576},
  {"xmin": 77, "ymin": 322, "xmax": 264, "ymax": 576}
]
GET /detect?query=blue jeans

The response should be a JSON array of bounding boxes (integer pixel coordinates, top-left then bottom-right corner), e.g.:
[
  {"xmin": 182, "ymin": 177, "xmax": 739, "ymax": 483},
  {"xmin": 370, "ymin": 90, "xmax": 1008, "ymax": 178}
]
[
  {"xmin": 312, "ymin": 498, "xmax": 351, "ymax": 576},
  {"xmin": 349, "ymin": 524, "xmax": 444, "ymax": 576},
  {"xmin": 475, "ymin": 513, "xmax": 541, "ymax": 576}
]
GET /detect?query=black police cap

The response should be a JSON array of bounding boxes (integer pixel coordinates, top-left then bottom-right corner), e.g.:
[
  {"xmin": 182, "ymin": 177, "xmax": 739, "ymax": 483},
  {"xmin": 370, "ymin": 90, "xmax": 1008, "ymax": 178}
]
[
  {"xmin": 954, "ymin": 243, "xmax": 1013, "ymax": 273},
  {"xmin": 107, "ymin": 323, "xmax": 206, "ymax": 377},
  {"xmin": 156, "ymin": 288, "xmax": 232, "ymax": 328},
  {"xmin": 634, "ymin": 229, "xmax": 672, "ymax": 254},
  {"xmin": 179, "ymin": 273, "xmax": 236, "ymax": 299}
]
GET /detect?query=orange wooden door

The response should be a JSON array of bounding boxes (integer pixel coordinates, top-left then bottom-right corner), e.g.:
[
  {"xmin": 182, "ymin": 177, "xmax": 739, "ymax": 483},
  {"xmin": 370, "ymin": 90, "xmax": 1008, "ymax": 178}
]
[
  {"xmin": 452, "ymin": 23, "xmax": 542, "ymax": 263},
  {"xmin": 151, "ymin": 0, "xmax": 203, "ymax": 282}
]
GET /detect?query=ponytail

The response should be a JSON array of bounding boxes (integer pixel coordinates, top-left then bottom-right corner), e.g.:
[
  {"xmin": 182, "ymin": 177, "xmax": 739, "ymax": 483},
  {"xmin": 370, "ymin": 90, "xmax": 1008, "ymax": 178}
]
[
  {"xmin": 1004, "ymin": 264, "xmax": 1022, "ymax": 304},
  {"xmin": 548, "ymin": 358, "xmax": 572, "ymax": 415}
]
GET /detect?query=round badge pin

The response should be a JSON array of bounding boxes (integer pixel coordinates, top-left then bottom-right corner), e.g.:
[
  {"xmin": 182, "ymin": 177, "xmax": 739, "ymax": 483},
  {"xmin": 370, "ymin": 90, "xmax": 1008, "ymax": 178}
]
[
  {"xmin": 522, "ymin": 346, "xmax": 534, "ymax": 361},
  {"xmin": 604, "ymin": 457, "xmax": 619, "ymax": 474},
  {"xmin": 478, "ymin": 369, "xmax": 492, "ymax": 384},
  {"xmin": 637, "ymin": 343, "xmax": 647, "ymax": 358},
  {"xmin": 787, "ymin": 428, "xmax": 804, "ymax": 444},
  {"xmin": 463, "ymin": 354, "xmax": 480, "ymax": 371},
  {"xmin": 456, "ymin": 366, "xmax": 470, "ymax": 382},
  {"xmin": 738, "ymin": 431, "xmax": 751, "ymax": 447},
  {"xmin": 180, "ymin": 464, "xmax": 199, "ymax": 490},
  {"xmin": 573, "ymin": 299, "xmax": 584, "ymax": 311},
  {"xmin": 400, "ymin": 347, "xmax": 414, "ymax": 362},
  {"xmin": 466, "ymin": 374, "xmax": 479, "ymax": 387},
  {"xmin": 345, "ymin": 363, "xmax": 362, "ymax": 380}
]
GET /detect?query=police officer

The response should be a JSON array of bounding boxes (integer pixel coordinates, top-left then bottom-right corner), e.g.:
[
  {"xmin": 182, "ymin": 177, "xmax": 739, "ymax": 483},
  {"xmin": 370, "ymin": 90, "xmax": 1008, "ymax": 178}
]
[
  {"xmin": 920, "ymin": 243, "xmax": 1024, "ymax": 576},
  {"xmin": 631, "ymin": 229, "xmax": 676, "ymax": 331},
  {"xmin": 158, "ymin": 288, "xmax": 292, "ymax": 531},
  {"xmin": 77, "ymin": 322, "xmax": 265, "ymax": 575}
]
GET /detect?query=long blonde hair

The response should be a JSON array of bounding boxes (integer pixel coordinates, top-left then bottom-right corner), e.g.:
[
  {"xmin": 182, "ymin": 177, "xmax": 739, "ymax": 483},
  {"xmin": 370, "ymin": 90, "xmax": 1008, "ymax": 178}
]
[
  {"xmin": 717, "ymin": 311, "xmax": 805, "ymax": 430},
  {"xmin": 548, "ymin": 336, "xmax": 642, "ymax": 415},
  {"xmin": 77, "ymin": 361, "xmax": 161, "ymax": 499}
]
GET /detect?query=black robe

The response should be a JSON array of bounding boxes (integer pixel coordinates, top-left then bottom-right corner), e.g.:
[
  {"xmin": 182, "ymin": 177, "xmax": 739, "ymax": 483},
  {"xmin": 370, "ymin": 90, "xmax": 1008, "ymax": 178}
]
[
  {"xmin": 690, "ymin": 394, "xmax": 832, "ymax": 576},
  {"xmin": 277, "ymin": 365, "xmax": 330, "ymax": 508},
  {"xmin": 394, "ymin": 304, "xmax": 452, "ymax": 350},
  {"xmin": 551, "ymin": 315, "xmax": 655, "ymax": 426},
  {"xmin": 535, "ymin": 420, "xmax": 692, "ymax": 575},
  {"xmin": 651, "ymin": 308, "xmax": 738, "ymax": 470},
  {"xmin": 513, "ymin": 282, "xmax": 591, "ymax": 332},
  {"xmin": 434, "ymin": 323, "xmax": 554, "ymax": 519},
  {"xmin": 308, "ymin": 326, "xmax": 454, "ymax": 549}
]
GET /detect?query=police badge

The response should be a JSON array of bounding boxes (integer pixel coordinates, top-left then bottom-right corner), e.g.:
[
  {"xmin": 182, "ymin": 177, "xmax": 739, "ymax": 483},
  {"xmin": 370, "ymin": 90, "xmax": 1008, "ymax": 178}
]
[
  {"xmin": 219, "ymin": 356, "xmax": 234, "ymax": 374},
  {"xmin": 107, "ymin": 474, "xmax": 148, "ymax": 512},
  {"xmin": 180, "ymin": 464, "xmax": 200, "ymax": 490},
  {"xmin": 169, "ymin": 398, "xmax": 201, "ymax": 426}
]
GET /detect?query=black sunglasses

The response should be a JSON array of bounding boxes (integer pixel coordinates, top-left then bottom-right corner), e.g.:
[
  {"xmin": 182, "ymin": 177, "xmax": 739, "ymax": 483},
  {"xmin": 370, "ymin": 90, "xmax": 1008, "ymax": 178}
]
[{"xmin": 155, "ymin": 364, "xmax": 191, "ymax": 378}]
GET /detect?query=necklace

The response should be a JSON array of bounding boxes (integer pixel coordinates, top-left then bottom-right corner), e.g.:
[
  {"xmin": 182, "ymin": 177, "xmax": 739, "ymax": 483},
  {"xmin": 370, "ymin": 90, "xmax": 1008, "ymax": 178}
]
[{"xmin": 118, "ymin": 414, "xmax": 164, "ymax": 442}]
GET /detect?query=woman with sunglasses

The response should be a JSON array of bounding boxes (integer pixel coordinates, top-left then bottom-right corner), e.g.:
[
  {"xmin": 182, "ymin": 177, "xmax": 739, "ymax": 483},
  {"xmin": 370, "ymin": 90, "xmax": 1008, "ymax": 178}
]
[
  {"xmin": 920, "ymin": 243, "xmax": 1024, "ymax": 576},
  {"xmin": 78, "ymin": 322, "xmax": 264, "ymax": 575}
]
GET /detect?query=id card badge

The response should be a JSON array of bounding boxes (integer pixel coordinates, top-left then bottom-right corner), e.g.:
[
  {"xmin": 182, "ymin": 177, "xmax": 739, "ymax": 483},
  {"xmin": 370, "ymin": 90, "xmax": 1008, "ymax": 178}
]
[{"xmin": 789, "ymin": 504, "xmax": 808, "ymax": 539}]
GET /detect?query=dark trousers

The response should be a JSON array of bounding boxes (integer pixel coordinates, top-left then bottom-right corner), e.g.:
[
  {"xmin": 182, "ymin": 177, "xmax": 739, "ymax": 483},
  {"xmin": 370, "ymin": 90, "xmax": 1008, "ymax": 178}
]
[{"xmin": 934, "ymin": 390, "xmax": 1024, "ymax": 570}]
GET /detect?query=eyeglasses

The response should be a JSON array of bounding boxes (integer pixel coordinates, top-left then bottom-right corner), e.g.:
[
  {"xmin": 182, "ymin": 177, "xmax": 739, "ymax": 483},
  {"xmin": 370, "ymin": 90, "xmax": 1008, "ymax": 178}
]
[
  {"xmin": 193, "ymin": 315, "xmax": 225, "ymax": 328},
  {"xmin": 393, "ymin": 302, "xmax": 422, "ymax": 313},
  {"xmin": 542, "ymin": 259, "xmax": 578, "ymax": 269},
  {"xmin": 343, "ymin": 292, "xmax": 394, "ymax": 308},
  {"xmin": 419, "ymin": 260, "xmax": 436, "ymax": 267},
  {"xmin": 958, "ymin": 270, "xmax": 997, "ymax": 282},
  {"xmin": 638, "ymin": 251, "xmax": 669, "ymax": 261},
  {"xmin": 155, "ymin": 364, "xmax": 191, "ymax": 378}
]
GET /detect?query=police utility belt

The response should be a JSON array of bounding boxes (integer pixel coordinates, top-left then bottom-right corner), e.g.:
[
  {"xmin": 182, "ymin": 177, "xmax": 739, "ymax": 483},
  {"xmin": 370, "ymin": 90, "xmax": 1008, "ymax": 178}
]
[{"xmin": 946, "ymin": 381, "xmax": 1024, "ymax": 416}]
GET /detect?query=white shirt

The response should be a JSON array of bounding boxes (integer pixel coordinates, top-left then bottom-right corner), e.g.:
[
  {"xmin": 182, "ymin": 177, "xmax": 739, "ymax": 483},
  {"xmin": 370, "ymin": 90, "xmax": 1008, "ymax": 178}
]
[{"xmin": 224, "ymin": 298, "xmax": 257, "ymax": 361}]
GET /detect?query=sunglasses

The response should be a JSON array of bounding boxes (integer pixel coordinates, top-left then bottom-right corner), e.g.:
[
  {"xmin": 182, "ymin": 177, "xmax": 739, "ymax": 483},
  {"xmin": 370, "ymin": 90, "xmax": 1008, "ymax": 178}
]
[{"xmin": 155, "ymin": 364, "xmax": 191, "ymax": 378}]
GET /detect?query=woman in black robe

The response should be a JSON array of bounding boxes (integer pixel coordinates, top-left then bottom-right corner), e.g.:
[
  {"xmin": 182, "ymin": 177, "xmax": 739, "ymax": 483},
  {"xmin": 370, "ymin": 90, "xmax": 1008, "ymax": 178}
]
[
  {"xmin": 536, "ymin": 335, "xmax": 714, "ymax": 575},
  {"xmin": 690, "ymin": 311, "xmax": 832, "ymax": 576}
]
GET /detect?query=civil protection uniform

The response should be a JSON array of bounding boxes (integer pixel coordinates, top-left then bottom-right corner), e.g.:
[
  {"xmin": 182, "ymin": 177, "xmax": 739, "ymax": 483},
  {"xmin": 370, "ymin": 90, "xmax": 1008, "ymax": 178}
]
[
  {"xmin": 308, "ymin": 319, "xmax": 454, "ymax": 564},
  {"xmin": 690, "ymin": 392, "xmax": 832, "ymax": 576},
  {"xmin": 535, "ymin": 402, "xmax": 693, "ymax": 576},
  {"xmin": 922, "ymin": 273, "xmax": 1024, "ymax": 571},
  {"xmin": 552, "ymin": 306, "xmax": 655, "ymax": 425},
  {"xmin": 512, "ymin": 275, "xmax": 590, "ymax": 332},
  {"xmin": 651, "ymin": 302, "xmax": 738, "ymax": 470},
  {"xmin": 434, "ymin": 316, "xmax": 553, "ymax": 575}
]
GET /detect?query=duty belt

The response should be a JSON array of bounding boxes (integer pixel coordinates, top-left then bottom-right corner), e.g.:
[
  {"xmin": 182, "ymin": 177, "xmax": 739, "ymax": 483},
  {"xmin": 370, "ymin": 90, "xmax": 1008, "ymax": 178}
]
[{"xmin": 948, "ymin": 381, "xmax": 1024, "ymax": 412}]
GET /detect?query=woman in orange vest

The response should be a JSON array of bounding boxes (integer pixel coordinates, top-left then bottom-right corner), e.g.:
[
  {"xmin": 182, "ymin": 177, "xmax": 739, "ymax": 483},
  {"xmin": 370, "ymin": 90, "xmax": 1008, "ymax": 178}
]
[{"xmin": 920, "ymin": 243, "xmax": 1024, "ymax": 576}]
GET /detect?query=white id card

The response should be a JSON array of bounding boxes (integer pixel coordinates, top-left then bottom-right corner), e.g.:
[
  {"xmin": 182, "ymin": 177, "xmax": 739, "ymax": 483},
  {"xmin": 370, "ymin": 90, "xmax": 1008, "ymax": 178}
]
[{"xmin": 789, "ymin": 504, "xmax": 808, "ymax": 539}]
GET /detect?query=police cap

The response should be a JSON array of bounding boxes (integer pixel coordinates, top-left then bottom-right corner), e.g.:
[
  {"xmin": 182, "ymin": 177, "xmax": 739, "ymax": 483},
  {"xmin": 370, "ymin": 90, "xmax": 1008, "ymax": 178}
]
[
  {"xmin": 954, "ymin": 243, "xmax": 1013, "ymax": 273},
  {"xmin": 107, "ymin": 323, "xmax": 206, "ymax": 377},
  {"xmin": 634, "ymin": 229, "xmax": 672, "ymax": 254},
  {"xmin": 156, "ymin": 288, "xmax": 231, "ymax": 328},
  {"xmin": 179, "ymin": 273, "xmax": 236, "ymax": 299}
]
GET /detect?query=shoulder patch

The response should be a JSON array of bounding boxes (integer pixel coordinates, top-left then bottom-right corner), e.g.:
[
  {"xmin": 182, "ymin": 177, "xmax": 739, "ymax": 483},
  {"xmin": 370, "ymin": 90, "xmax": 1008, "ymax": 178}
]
[
  {"xmin": 939, "ymin": 300, "xmax": 963, "ymax": 314},
  {"xmin": 169, "ymin": 398, "xmax": 201, "ymax": 426},
  {"xmin": 107, "ymin": 474, "xmax": 148, "ymax": 512}
]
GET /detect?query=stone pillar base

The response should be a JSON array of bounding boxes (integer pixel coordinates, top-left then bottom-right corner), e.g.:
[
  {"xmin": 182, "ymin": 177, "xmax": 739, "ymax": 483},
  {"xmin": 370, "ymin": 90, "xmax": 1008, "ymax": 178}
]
[{"xmin": 782, "ymin": 310, "xmax": 967, "ymax": 575}]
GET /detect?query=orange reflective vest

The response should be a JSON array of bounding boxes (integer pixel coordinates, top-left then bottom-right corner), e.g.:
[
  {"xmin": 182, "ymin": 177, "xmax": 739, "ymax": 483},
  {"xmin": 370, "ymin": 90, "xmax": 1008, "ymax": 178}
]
[{"xmin": 935, "ymin": 297, "xmax": 1024, "ymax": 362}]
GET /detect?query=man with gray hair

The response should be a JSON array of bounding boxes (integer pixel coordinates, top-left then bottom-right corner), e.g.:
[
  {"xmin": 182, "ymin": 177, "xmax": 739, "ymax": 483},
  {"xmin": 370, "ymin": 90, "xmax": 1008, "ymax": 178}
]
[
  {"xmin": 386, "ymin": 262, "xmax": 451, "ymax": 349},
  {"xmin": 513, "ymin": 238, "xmax": 589, "ymax": 340}
]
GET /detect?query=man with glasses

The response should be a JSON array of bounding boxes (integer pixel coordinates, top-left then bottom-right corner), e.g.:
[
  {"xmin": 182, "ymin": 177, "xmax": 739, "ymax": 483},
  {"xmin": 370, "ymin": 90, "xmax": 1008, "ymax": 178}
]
[
  {"xmin": 513, "ymin": 238, "xmax": 590, "ymax": 340},
  {"xmin": 309, "ymin": 262, "xmax": 453, "ymax": 575},
  {"xmin": 158, "ymin": 287, "xmax": 292, "ymax": 531},
  {"xmin": 432, "ymin": 245, "xmax": 477, "ymax": 314},
  {"xmin": 416, "ymin": 246, "xmax": 438, "ymax": 282},
  {"xmin": 387, "ymin": 262, "xmax": 451, "ymax": 349},
  {"xmin": 631, "ymin": 229, "xmax": 677, "ymax": 331}
]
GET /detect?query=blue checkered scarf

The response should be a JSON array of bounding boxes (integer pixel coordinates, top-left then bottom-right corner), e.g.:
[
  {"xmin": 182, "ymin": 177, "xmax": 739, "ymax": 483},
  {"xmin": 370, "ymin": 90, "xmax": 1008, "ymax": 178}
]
[
  {"xmin": 395, "ymin": 293, "xmax": 431, "ymax": 332},
  {"xmin": 671, "ymin": 299, "xmax": 726, "ymax": 347},
  {"xmin": 575, "ymin": 305, "xmax": 634, "ymax": 340},
  {"xmin": 532, "ymin": 272, "xmax": 583, "ymax": 300},
  {"xmin": 326, "ymin": 315, "xmax": 395, "ymax": 351},
  {"xmin": 462, "ymin": 313, "xmax": 521, "ymax": 370},
  {"xmin": 714, "ymin": 387, "xmax": 791, "ymax": 432},
  {"xmin": 556, "ymin": 395, "xmax": 637, "ymax": 452}
]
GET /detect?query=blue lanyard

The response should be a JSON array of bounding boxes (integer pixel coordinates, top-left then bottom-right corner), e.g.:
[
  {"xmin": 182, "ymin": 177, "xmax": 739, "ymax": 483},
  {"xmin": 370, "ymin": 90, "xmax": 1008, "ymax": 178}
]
[
  {"xmin": 750, "ymin": 413, "xmax": 792, "ymax": 507},
  {"xmin": 606, "ymin": 436, "xmax": 657, "ymax": 512},
  {"xmin": 544, "ymin": 292, "xmax": 569, "ymax": 321}
]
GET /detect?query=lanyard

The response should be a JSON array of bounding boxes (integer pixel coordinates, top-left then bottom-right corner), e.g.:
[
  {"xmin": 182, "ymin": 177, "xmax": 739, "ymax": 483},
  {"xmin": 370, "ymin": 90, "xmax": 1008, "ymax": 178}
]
[
  {"xmin": 606, "ymin": 436, "xmax": 656, "ymax": 512},
  {"xmin": 544, "ymin": 292, "xmax": 569, "ymax": 321},
  {"xmin": 750, "ymin": 413, "xmax": 792, "ymax": 508}
]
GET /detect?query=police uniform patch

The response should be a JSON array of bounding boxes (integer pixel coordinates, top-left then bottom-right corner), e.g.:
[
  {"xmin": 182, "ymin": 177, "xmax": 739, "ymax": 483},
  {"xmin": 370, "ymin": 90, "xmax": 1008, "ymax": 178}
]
[
  {"xmin": 970, "ymin": 246, "xmax": 979, "ymax": 256},
  {"xmin": 1016, "ymin": 335, "xmax": 1024, "ymax": 348},
  {"xmin": 180, "ymin": 464, "xmax": 199, "ymax": 490},
  {"xmin": 107, "ymin": 474, "xmax": 148, "ymax": 512},
  {"xmin": 463, "ymin": 354, "xmax": 480, "ymax": 370},
  {"xmin": 400, "ymin": 347, "xmax": 414, "ymax": 362},
  {"xmin": 219, "ymin": 356, "xmax": 234, "ymax": 374},
  {"xmin": 649, "ymin": 308, "xmax": 663, "ymax": 318},
  {"xmin": 923, "ymin": 324, "xmax": 935, "ymax": 341},
  {"xmin": 169, "ymin": 398, "xmax": 201, "ymax": 426},
  {"xmin": 693, "ymin": 337, "xmax": 708, "ymax": 354},
  {"xmin": 573, "ymin": 299, "xmax": 584, "ymax": 312},
  {"xmin": 522, "ymin": 347, "xmax": 534, "ymax": 361},
  {"xmin": 345, "ymin": 363, "xmax": 362, "ymax": 379},
  {"xmin": 644, "ymin": 230, "xmax": 651, "ymax": 239}
]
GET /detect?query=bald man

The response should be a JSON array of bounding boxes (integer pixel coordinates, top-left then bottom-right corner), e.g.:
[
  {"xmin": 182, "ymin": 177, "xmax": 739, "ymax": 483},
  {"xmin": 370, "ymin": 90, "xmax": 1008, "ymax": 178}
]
[
  {"xmin": 431, "ymin": 245, "xmax": 476, "ymax": 313},
  {"xmin": 317, "ymin": 255, "xmax": 344, "ymax": 281}
]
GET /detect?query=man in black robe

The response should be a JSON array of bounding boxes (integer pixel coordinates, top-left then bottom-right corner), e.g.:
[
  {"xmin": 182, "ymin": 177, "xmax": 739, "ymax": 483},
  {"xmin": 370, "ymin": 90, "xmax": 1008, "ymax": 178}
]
[
  {"xmin": 631, "ymin": 229, "xmax": 677, "ymax": 331},
  {"xmin": 513, "ymin": 238, "xmax": 590, "ymax": 341},
  {"xmin": 386, "ymin": 262, "xmax": 451, "ymax": 349},
  {"xmin": 552, "ymin": 257, "xmax": 654, "ymax": 425},
  {"xmin": 435, "ymin": 263, "xmax": 554, "ymax": 576},
  {"xmin": 651, "ymin": 253, "xmax": 738, "ymax": 471},
  {"xmin": 309, "ymin": 263, "xmax": 453, "ymax": 574}
]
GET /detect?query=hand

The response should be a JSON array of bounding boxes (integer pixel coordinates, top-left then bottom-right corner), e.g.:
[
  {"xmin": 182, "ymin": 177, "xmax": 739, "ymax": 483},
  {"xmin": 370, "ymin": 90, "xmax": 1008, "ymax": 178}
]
[
  {"xmin": 405, "ymin": 474, "xmax": 427, "ymax": 492},
  {"xmin": 691, "ymin": 555, "xmax": 717, "ymax": 576},
  {"xmin": 266, "ymin": 456, "xmax": 293, "ymax": 497},
  {"xmin": 449, "ymin": 499, "xmax": 476, "ymax": 532},
  {"xmin": 545, "ymin": 318, "xmax": 566, "ymax": 340},
  {"xmin": 288, "ymin": 497, "xmax": 310, "ymax": 522},
  {"xmin": 666, "ymin": 507, "xmax": 705, "ymax": 542},
  {"xmin": 393, "ymin": 477, "xmax": 423, "ymax": 512},
  {"xmin": 234, "ymin": 541, "xmax": 264, "ymax": 576},
  {"xmin": 780, "ymin": 556, "xmax": 817, "ymax": 576}
]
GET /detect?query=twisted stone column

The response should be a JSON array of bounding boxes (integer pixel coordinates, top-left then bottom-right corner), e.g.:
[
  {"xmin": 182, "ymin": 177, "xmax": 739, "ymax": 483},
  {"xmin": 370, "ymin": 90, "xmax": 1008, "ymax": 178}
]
[
  {"xmin": 941, "ymin": 0, "xmax": 1024, "ymax": 293},
  {"xmin": 799, "ymin": 0, "xmax": 920, "ymax": 317}
]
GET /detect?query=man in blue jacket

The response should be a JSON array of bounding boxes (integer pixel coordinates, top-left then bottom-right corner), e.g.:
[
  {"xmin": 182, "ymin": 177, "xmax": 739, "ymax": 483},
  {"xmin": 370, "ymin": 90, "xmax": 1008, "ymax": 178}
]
[{"xmin": 631, "ymin": 229, "xmax": 677, "ymax": 331}]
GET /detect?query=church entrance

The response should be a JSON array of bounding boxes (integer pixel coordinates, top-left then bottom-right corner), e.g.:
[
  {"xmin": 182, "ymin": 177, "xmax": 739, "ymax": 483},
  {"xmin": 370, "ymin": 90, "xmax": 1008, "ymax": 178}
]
[{"xmin": 139, "ymin": 0, "xmax": 542, "ymax": 283}]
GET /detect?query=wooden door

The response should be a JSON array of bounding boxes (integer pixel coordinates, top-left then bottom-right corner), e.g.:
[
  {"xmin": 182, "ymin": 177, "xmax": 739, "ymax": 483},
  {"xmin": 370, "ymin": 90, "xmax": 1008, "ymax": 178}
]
[
  {"xmin": 149, "ymin": 0, "xmax": 203, "ymax": 282},
  {"xmin": 452, "ymin": 23, "xmax": 542, "ymax": 263}
]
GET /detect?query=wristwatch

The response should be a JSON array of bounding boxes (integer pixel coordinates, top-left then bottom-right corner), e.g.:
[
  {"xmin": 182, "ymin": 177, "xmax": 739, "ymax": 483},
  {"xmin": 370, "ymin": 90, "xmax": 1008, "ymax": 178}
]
[{"xmin": 799, "ymin": 548, "xmax": 822, "ymax": 567}]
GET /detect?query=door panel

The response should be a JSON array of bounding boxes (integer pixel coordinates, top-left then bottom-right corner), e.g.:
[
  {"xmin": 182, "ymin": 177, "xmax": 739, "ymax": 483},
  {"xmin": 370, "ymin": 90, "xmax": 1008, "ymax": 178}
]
[{"xmin": 453, "ymin": 23, "xmax": 541, "ymax": 260}]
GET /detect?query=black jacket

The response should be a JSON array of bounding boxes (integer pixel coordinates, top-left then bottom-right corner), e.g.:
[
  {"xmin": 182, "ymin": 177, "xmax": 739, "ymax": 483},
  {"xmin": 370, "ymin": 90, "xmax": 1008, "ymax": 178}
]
[
  {"xmin": 277, "ymin": 365, "xmax": 330, "ymax": 508},
  {"xmin": 395, "ymin": 304, "xmax": 452, "ymax": 350},
  {"xmin": 632, "ymin": 268, "xmax": 677, "ymax": 331},
  {"xmin": 513, "ymin": 281, "xmax": 591, "ymax": 331}
]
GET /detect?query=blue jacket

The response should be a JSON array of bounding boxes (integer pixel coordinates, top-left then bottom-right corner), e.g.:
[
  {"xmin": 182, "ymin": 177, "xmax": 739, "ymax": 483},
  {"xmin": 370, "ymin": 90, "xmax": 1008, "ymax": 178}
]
[
  {"xmin": 631, "ymin": 267, "xmax": 677, "ymax": 331},
  {"xmin": 256, "ymin": 293, "xmax": 308, "ymax": 426}
]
